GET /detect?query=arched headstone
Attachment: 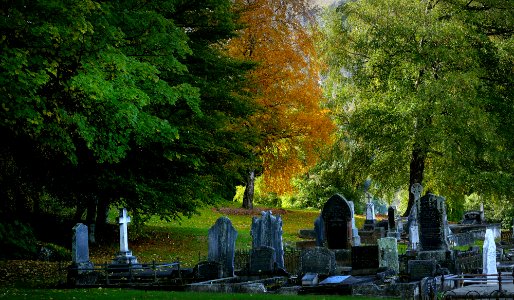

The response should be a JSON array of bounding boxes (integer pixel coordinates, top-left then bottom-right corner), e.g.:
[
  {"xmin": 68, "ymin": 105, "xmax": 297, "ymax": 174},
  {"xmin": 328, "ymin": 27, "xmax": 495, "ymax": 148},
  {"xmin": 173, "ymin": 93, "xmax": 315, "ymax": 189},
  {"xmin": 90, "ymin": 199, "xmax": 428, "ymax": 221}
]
[{"xmin": 321, "ymin": 194, "xmax": 352, "ymax": 249}]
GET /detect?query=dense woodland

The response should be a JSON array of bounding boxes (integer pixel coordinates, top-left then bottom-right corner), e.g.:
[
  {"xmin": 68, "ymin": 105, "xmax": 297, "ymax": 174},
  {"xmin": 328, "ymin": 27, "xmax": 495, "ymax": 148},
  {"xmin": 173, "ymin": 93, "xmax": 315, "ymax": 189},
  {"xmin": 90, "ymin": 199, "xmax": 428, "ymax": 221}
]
[{"xmin": 1, "ymin": 0, "xmax": 513, "ymax": 257}]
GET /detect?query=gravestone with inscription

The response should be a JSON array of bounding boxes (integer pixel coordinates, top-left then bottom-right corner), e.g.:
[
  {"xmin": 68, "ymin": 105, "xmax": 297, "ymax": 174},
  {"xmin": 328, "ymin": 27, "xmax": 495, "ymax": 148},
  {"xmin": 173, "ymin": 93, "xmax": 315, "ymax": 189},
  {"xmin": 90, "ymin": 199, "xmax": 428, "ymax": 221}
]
[
  {"xmin": 416, "ymin": 193, "xmax": 450, "ymax": 252},
  {"xmin": 250, "ymin": 246, "xmax": 275, "ymax": 274},
  {"xmin": 378, "ymin": 237, "xmax": 399, "ymax": 274},
  {"xmin": 251, "ymin": 211, "xmax": 284, "ymax": 269},
  {"xmin": 321, "ymin": 194, "xmax": 352, "ymax": 249},
  {"xmin": 208, "ymin": 216, "xmax": 238, "ymax": 277},
  {"xmin": 71, "ymin": 223, "xmax": 94, "ymax": 272},
  {"xmin": 301, "ymin": 247, "xmax": 336, "ymax": 275}
]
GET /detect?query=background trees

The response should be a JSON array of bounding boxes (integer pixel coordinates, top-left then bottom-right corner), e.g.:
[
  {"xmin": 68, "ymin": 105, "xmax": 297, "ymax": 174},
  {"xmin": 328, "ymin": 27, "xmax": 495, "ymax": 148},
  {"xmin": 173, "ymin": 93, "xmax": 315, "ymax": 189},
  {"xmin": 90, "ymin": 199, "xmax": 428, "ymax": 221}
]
[
  {"xmin": 228, "ymin": 0, "xmax": 335, "ymax": 209},
  {"xmin": 0, "ymin": 0, "xmax": 259, "ymax": 232},
  {"xmin": 318, "ymin": 0, "xmax": 514, "ymax": 218}
]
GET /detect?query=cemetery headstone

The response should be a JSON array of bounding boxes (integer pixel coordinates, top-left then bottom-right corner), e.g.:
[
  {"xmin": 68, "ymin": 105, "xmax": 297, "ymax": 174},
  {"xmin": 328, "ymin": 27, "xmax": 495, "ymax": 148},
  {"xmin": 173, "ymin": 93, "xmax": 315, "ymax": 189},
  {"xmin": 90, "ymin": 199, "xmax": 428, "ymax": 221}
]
[
  {"xmin": 351, "ymin": 245, "xmax": 379, "ymax": 271},
  {"xmin": 208, "ymin": 216, "xmax": 238, "ymax": 277},
  {"xmin": 314, "ymin": 215, "xmax": 325, "ymax": 247},
  {"xmin": 378, "ymin": 237, "xmax": 399, "ymax": 274},
  {"xmin": 388, "ymin": 206, "xmax": 396, "ymax": 231},
  {"xmin": 71, "ymin": 223, "xmax": 94, "ymax": 271},
  {"xmin": 365, "ymin": 192, "xmax": 375, "ymax": 223},
  {"xmin": 408, "ymin": 184, "xmax": 422, "ymax": 250},
  {"xmin": 250, "ymin": 246, "xmax": 275, "ymax": 274},
  {"xmin": 321, "ymin": 194, "xmax": 352, "ymax": 249},
  {"xmin": 251, "ymin": 211, "xmax": 284, "ymax": 269},
  {"xmin": 301, "ymin": 247, "xmax": 336, "ymax": 275},
  {"xmin": 483, "ymin": 228, "xmax": 498, "ymax": 276},
  {"xmin": 112, "ymin": 208, "xmax": 139, "ymax": 265},
  {"xmin": 349, "ymin": 201, "xmax": 361, "ymax": 246},
  {"xmin": 408, "ymin": 260, "xmax": 437, "ymax": 281},
  {"xmin": 416, "ymin": 193, "xmax": 450, "ymax": 252},
  {"xmin": 194, "ymin": 261, "xmax": 222, "ymax": 280},
  {"xmin": 88, "ymin": 224, "xmax": 96, "ymax": 244}
]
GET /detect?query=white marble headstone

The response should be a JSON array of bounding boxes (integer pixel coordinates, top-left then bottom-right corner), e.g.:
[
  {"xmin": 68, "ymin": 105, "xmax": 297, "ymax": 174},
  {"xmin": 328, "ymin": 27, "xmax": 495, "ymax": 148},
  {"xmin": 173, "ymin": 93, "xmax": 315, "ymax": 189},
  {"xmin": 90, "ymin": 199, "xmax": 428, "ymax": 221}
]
[{"xmin": 483, "ymin": 228, "xmax": 497, "ymax": 279}]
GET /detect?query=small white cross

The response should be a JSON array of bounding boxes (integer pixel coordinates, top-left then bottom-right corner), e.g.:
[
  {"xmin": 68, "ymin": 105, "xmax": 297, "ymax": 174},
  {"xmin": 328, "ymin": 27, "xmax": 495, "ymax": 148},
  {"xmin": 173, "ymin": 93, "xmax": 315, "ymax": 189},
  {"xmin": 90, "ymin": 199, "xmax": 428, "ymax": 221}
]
[
  {"xmin": 410, "ymin": 183, "xmax": 423, "ymax": 201},
  {"xmin": 118, "ymin": 208, "xmax": 131, "ymax": 253}
]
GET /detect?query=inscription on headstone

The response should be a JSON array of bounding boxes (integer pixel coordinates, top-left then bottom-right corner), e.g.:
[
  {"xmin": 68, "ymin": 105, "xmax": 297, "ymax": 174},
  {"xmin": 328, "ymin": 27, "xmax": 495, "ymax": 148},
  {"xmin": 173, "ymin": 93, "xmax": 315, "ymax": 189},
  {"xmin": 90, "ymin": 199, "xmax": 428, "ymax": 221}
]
[
  {"xmin": 378, "ymin": 237, "xmax": 399, "ymax": 274},
  {"xmin": 351, "ymin": 245, "xmax": 379, "ymax": 270},
  {"xmin": 251, "ymin": 211, "xmax": 284, "ymax": 269},
  {"xmin": 417, "ymin": 194, "xmax": 450, "ymax": 251},
  {"xmin": 250, "ymin": 246, "xmax": 275, "ymax": 274},
  {"xmin": 208, "ymin": 216, "xmax": 238, "ymax": 277},
  {"xmin": 301, "ymin": 247, "xmax": 336, "ymax": 275},
  {"xmin": 321, "ymin": 194, "xmax": 352, "ymax": 249}
]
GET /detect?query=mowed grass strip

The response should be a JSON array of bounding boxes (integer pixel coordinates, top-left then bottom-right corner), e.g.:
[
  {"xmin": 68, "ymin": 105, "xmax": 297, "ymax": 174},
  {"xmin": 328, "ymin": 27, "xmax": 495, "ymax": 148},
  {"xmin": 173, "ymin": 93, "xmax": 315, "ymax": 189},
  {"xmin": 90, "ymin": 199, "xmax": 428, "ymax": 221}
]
[{"xmin": 0, "ymin": 288, "xmax": 388, "ymax": 300}]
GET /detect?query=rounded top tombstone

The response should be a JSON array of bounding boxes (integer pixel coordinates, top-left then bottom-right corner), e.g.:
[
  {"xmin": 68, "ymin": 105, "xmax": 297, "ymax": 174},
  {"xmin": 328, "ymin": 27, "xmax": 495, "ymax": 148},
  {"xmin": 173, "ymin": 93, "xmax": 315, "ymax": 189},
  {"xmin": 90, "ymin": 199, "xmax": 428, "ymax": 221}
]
[{"xmin": 321, "ymin": 194, "xmax": 353, "ymax": 249}]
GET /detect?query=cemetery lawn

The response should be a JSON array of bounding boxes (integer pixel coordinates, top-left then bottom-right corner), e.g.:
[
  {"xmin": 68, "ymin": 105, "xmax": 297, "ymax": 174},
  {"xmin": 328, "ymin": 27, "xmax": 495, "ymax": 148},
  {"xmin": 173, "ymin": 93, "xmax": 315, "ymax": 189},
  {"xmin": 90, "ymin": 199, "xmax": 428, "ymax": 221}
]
[{"xmin": 0, "ymin": 288, "xmax": 386, "ymax": 300}]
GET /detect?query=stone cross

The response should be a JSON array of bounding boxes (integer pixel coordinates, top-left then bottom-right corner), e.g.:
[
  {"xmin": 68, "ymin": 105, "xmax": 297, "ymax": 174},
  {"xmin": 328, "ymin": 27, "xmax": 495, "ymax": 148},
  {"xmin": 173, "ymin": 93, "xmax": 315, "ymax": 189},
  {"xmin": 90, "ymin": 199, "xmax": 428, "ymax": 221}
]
[
  {"xmin": 410, "ymin": 183, "xmax": 423, "ymax": 202},
  {"xmin": 365, "ymin": 192, "xmax": 375, "ymax": 221},
  {"xmin": 118, "ymin": 208, "xmax": 131, "ymax": 254}
]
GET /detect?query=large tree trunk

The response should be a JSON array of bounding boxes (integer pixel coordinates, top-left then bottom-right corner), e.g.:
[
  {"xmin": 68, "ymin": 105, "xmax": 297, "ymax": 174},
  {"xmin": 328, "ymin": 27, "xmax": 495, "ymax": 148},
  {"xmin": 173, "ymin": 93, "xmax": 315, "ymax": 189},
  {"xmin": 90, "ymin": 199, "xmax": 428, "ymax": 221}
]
[
  {"xmin": 404, "ymin": 146, "xmax": 426, "ymax": 216},
  {"xmin": 242, "ymin": 170, "xmax": 255, "ymax": 209}
]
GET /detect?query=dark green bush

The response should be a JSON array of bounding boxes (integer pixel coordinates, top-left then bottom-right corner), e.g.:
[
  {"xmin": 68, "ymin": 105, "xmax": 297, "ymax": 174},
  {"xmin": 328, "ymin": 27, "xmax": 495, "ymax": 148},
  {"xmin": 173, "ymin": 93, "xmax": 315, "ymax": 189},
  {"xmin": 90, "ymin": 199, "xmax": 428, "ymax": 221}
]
[{"xmin": 0, "ymin": 220, "xmax": 38, "ymax": 259}]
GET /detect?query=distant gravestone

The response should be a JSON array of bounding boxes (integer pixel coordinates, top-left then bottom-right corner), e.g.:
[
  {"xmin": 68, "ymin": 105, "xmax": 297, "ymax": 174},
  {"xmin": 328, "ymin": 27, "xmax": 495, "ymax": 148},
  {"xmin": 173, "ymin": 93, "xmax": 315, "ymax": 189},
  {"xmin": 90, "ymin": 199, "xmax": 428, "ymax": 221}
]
[
  {"xmin": 483, "ymin": 228, "xmax": 498, "ymax": 276},
  {"xmin": 251, "ymin": 211, "xmax": 284, "ymax": 269},
  {"xmin": 388, "ymin": 206, "xmax": 396, "ymax": 231},
  {"xmin": 321, "ymin": 194, "xmax": 352, "ymax": 249},
  {"xmin": 72, "ymin": 223, "xmax": 90, "ymax": 265},
  {"xmin": 208, "ymin": 216, "xmax": 238, "ymax": 277},
  {"xmin": 314, "ymin": 215, "xmax": 325, "ymax": 247},
  {"xmin": 364, "ymin": 192, "xmax": 376, "ymax": 230},
  {"xmin": 250, "ymin": 246, "xmax": 275, "ymax": 274},
  {"xmin": 301, "ymin": 247, "xmax": 336, "ymax": 275},
  {"xmin": 409, "ymin": 184, "xmax": 422, "ymax": 250},
  {"xmin": 349, "ymin": 201, "xmax": 361, "ymax": 246},
  {"xmin": 378, "ymin": 237, "xmax": 399, "ymax": 274},
  {"xmin": 417, "ymin": 193, "xmax": 450, "ymax": 251},
  {"xmin": 351, "ymin": 245, "xmax": 379, "ymax": 270},
  {"xmin": 408, "ymin": 260, "xmax": 436, "ymax": 281}
]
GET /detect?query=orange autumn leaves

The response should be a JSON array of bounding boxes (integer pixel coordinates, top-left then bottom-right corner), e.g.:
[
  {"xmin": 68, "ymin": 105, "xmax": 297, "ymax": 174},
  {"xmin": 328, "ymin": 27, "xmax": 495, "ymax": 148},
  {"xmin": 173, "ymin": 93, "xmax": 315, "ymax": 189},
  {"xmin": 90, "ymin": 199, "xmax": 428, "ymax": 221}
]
[{"xmin": 227, "ymin": 0, "xmax": 334, "ymax": 194}]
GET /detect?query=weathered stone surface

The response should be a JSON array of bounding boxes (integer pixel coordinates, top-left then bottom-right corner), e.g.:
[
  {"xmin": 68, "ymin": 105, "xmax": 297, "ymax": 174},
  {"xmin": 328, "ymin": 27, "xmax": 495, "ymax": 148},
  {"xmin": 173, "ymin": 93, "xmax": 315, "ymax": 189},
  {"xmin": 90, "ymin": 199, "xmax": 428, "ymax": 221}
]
[
  {"xmin": 208, "ymin": 216, "xmax": 238, "ymax": 277},
  {"xmin": 298, "ymin": 229, "xmax": 316, "ymax": 239},
  {"xmin": 349, "ymin": 201, "xmax": 361, "ymax": 246},
  {"xmin": 321, "ymin": 194, "xmax": 352, "ymax": 249},
  {"xmin": 251, "ymin": 211, "xmax": 284, "ymax": 269},
  {"xmin": 250, "ymin": 246, "xmax": 275, "ymax": 274},
  {"xmin": 314, "ymin": 215, "xmax": 325, "ymax": 247},
  {"xmin": 408, "ymin": 260, "xmax": 436, "ymax": 281},
  {"xmin": 483, "ymin": 228, "xmax": 498, "ymax": 276},
  {"xmin": 417, "ymin": 193, "xmax": 450, "ymax": 251},
  {"xmin": 72, "ymin": 223, "xmax": 90, "ymax": 264},
  {"xmin": 194, "ymin": 261, "xmax": 222, "ymax": 280},
  {"xmin": 301, "ymin": 247, "xmax": 336, "ymax": 275},
  {"xmin": 378, "ymin": 237, "xmax": 399, "ymax": 274}
]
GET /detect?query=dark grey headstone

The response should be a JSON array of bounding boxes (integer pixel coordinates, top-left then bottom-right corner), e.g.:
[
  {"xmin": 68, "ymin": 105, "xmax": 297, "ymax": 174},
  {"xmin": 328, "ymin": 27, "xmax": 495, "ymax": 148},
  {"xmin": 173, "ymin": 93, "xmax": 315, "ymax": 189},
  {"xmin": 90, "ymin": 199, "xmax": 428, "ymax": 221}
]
[
  {"xmin": 251, "ymin": 211, "xmax": 284, "ymax": 269},
  {"xmin": 351, "ymin": 245, "xmax": 379, "ymax": 270},
  {"xmin": 301, "ymin": 247, "xmax": 336, "ymax": 275},
  {"xmin": 208, "ymin": 216, "xmax": 238, "ymax": 277},
  {"xmin": 388, "ymin": 206, "xmax": 396, "ymax": 231},
  {"xmin": 250, "ymin": 246, "xmax": 275, "ymax": 274},
  {"xmin": 321, "ymin": 194, "xmax": 352, "ymax": 249},
  {"xmin": 417, "ymin": 193, "xmax": 450, "ymax": 251},
  {"xmin": 194, "ymin": 261, "xmax": 222, "ymax": 280},
  {"xmin": 314, "ymin": 215, "xmax": 325, "ymax": 246},
  {"xmin": 72, "ymin": 223, "xmax": 90, "ymax": 264},
  {"xmin": 408, "ymin": 260, "xmax": 437, "ymax": 281}
]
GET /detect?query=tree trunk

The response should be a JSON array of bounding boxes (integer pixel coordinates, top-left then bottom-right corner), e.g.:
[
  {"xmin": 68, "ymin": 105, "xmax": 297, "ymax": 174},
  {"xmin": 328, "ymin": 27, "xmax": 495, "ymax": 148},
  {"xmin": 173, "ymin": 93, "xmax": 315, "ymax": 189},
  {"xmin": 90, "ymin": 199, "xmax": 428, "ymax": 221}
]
[
  {"xmin": 242, "ymin": 170, "xmax": 255, "ymax": 209},
  {"xmin": 404, "ymin": 146, "xmax": 426, "ymax": 216}
]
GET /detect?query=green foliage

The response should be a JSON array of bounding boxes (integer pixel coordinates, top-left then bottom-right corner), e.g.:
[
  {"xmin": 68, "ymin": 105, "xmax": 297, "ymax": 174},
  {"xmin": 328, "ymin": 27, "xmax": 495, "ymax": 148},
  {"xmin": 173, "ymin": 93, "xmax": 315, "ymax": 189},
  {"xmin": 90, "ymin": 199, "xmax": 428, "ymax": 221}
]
[
  {"xmin": 0, "ymin": 221, "xmax": 38, "ymax": 260},
  {"xmin": 318, "ymin": 0, "xmax": 514, "ymax": 218}
]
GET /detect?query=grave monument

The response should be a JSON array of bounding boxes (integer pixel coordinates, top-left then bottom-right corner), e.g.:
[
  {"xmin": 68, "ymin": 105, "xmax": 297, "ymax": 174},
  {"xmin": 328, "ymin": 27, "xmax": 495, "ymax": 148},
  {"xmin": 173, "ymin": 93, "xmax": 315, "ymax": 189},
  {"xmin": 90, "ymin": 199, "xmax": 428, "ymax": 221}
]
[
  {"xmin": 321, "ymin": 194, "xmax": 352, "ymax": 249},
  {"xmin": 112, "ymin": 208, "xmax": 139, "ymax": 265},
  {"xmin": 251, "ymin": 211, "xmax": 284, "ymax": 269},
  {"xmin": 208, "ymin": 216, "xmax": 238, "ymax": 277}
]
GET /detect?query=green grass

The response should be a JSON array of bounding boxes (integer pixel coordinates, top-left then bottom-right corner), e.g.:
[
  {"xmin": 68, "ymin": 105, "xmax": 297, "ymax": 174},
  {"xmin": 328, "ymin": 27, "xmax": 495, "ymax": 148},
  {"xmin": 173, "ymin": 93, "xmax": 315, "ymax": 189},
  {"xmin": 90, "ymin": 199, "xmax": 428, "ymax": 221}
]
[{"xmin": 0, "ymin": 288, "xmax": 388, "ymax": 300}]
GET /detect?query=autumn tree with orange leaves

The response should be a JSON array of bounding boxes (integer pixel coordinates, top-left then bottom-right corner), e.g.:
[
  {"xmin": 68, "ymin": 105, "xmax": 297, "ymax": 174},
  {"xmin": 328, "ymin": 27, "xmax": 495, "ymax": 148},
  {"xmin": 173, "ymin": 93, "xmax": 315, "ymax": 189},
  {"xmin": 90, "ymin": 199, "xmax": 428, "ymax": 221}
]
[{"xmin": 228, "ymin": 0, "xmax": 334, "ymax": 209}]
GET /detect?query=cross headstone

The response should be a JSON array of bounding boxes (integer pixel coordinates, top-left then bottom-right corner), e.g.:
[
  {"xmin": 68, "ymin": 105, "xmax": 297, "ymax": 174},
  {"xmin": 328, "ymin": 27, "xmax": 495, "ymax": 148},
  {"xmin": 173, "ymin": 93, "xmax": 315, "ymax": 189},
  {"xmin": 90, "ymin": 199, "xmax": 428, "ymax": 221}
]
[
  {"xmin": 483, "ymin": 228, "xmax": 497, "ymax": 277},
  {"xmin": 349, "ymin": 201, "xmax": 361, "ymax": 246},
  {"xmin": 321, "ymin": 194, "xmax": 352, "ymax": 249},
  {"xmin": 410, "ymin": 183, "xmax": 423, "ymax": 203},
  {"xmin": 112, "ymin": 208, "xmax": 139, "ymax": 265},
  {"xmin": 378, "ymin": 237, "xmax": 399, "ymax": 274},
  {"xmin": 118, "ymin": 208, "xmax": 131, "ymax": 254},
  {"xmin": 208, "ymin": 216, "xmax": 238, "ymax": 277},
  {"xmin": 365, "ymin": 192, "xmax": 375, "ymax": 221},
  {"xmin": 251, "ymin": 211, "xmax": 284, "ymax": 269}
]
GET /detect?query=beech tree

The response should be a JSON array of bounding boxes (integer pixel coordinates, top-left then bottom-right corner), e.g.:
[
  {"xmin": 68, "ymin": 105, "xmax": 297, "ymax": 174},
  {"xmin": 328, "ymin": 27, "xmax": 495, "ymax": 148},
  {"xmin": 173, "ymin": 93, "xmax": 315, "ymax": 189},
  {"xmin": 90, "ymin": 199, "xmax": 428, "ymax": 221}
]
[
  {"xmin": 319, "ymin": 0, "xmax": 514, "ymax": 216},
  {"xmin": 228, "ymin": 0, "xmax": 334, "ymax": 209}
]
